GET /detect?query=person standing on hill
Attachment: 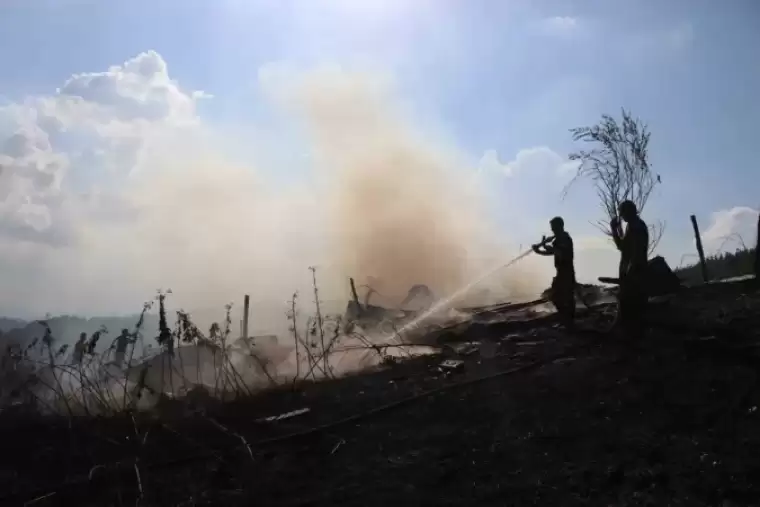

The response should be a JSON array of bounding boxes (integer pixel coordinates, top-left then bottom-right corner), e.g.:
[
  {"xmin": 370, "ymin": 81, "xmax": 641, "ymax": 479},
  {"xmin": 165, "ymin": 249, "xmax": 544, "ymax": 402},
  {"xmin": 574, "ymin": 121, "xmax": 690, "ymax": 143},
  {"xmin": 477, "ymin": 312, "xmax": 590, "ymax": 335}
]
[
  {"xmin": 113, "ymin": 329, "xmax": 135, "ymax": 367},
  {"xmin": 532, "ymin": 216, "xmax": 576, "ymax": 329},
  {"xmin": 611, "ymin": 200, "xmax": 649, "ymax": 336},
  {"xmin": 72, "ymin": 332, "xmax": 87, "ymax": 366}
]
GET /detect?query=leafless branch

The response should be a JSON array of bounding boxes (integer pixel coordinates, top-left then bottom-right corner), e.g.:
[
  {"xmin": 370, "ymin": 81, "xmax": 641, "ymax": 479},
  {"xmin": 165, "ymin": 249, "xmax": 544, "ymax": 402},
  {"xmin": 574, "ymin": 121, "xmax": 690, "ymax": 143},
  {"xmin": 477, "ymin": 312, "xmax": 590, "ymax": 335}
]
[{"xmin": 563, "ymin": 108, "xmax": 663, "ymax": 254}]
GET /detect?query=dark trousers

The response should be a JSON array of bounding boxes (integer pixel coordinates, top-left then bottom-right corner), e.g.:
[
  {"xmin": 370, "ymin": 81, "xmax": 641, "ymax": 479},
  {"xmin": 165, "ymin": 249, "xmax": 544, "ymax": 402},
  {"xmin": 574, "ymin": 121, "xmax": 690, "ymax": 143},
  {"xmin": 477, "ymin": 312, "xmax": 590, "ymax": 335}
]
[
  {"xmin": 551, "ymin": 272, "xmax": 576, "ymax": 326},
  {"xmin": 618, "ymin": 271, "xmax": 648, "ymax": 336}
]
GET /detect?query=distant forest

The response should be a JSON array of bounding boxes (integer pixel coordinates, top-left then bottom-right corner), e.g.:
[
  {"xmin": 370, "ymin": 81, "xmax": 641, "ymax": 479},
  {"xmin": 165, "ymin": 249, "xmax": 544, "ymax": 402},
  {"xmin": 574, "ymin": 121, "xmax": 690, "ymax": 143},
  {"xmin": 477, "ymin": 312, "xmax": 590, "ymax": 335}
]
[{"xmin": 674, "ymin": 246, "xmax": 757, "ymax": 285}]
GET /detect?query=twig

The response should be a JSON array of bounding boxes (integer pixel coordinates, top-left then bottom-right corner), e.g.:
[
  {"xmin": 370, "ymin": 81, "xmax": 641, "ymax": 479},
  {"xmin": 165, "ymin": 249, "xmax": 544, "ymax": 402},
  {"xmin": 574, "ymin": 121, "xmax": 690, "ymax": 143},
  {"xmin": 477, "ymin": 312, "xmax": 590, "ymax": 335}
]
[
  {"xmin": 133, "ymin": 461, "xmax": 144, "ymax": 506},
  {"xmin": 205, "ymin": 416, "xmax": 254, "ymax": 462},
  {"xmin": 309, "ymin": 267, "xmax": 329, "ymax": 375},
  {"xmin": 23, "ymin": 492, "xmax": 56, "ymax": 506},
  {"xmin": 331, "ymin": 438, "xmax": 345, "ymax": 454},
  {"xmin": 288, "ymin": 292, "xmax": 302, "ymax": 385}
]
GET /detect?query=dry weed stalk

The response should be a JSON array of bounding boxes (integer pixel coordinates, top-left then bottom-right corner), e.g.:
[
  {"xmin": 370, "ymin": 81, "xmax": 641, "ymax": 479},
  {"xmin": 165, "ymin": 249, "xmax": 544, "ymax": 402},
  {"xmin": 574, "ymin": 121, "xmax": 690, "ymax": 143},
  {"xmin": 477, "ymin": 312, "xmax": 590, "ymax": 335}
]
[
  {"xmin": 287, "ymin": 292, "xmax": 302, "ymax": 384},
  {"xmin": 309, "ymin": 266, "xmax": 329, "ymax": 375},
  {"xmin": 2, "ymin": 274, "xmax": 397, "ymax": 417}
]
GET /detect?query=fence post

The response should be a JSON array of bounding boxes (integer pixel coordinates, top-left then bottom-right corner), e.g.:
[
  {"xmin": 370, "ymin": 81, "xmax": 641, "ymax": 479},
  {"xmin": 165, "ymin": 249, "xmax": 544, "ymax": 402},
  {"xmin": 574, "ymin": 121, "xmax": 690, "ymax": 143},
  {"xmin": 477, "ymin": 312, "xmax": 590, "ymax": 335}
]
[
  {"xmin": 690, "ymin": 214, "xmax": 710, "ymax": 283},
  {"xmin": 755, "ymin": 212, "xmax": 759, "ymax": 280},
  {"xmin": 243, "ymin": 294, "xmax": 250, "ymax": 339},
  {"xmin": 349, "ymin": 277, "xmax": 363, "ymax": 317}
]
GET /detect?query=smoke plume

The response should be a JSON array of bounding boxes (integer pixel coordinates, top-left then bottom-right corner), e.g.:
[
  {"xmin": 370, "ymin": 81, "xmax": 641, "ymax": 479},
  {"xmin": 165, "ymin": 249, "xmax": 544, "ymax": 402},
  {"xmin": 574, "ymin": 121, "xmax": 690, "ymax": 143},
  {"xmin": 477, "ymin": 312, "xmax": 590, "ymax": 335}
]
[{"xmin": 2, "ymin": 62, "xmax": 549, "ymax": 327}]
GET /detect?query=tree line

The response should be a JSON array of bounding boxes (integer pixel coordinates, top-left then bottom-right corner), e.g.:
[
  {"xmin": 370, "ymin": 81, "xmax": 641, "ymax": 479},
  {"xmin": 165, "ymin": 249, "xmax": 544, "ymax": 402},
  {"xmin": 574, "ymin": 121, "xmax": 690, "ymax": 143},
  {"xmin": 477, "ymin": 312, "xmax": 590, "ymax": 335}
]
[{"xmin": 674, "ymin": 246, "xmax": 757, "ymax": 285}]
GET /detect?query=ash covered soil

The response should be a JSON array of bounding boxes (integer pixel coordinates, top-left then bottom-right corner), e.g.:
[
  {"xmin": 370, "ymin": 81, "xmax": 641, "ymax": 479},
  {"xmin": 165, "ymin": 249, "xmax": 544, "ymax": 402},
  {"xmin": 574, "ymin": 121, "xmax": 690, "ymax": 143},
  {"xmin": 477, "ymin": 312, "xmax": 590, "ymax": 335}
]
[{"xmin": 3, "ymin": 280, "xmax": 760, "ymax": 506}]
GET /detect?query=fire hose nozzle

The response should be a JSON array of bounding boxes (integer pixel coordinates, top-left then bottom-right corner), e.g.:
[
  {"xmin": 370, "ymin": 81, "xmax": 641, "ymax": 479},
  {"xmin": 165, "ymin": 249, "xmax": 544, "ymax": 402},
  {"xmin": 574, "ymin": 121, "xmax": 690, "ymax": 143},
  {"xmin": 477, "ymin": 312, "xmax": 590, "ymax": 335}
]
[{"xmin": 531, "ymin": 235, "xmax": 554, "ymax": 250}]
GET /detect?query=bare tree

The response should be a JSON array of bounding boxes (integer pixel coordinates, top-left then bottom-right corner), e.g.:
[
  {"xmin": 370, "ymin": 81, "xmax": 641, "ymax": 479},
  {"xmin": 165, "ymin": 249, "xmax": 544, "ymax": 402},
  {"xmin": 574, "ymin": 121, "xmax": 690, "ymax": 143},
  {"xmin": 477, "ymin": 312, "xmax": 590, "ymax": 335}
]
[{"xmin": 563, "ymin": 109, "xmax": 664, "ymax": 255}]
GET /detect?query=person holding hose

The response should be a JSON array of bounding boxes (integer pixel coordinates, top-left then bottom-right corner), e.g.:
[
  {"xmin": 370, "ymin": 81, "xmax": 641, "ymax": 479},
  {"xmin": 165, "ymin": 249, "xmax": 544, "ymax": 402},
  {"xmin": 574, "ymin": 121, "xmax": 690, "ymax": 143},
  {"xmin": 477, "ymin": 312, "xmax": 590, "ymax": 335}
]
[
  {"xmin": 611, "ymin": 200, "xmax": 649, "ymax": 337},
  {"xmin": 532, "ymin": 216, "xmax": 576, "ymax": 329}
]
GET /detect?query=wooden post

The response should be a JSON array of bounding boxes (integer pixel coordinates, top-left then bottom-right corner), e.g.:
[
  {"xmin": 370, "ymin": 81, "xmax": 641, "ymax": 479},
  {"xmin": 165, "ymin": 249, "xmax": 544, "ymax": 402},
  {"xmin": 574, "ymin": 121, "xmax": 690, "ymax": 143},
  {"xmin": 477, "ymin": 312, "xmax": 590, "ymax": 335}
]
[
  {"xmin": 690, "ymin": 215, "xmax": 710, "ymax": 283},
  {"xmin": 349, "ymin": 277, "xmax": 363, "ymax": 317},
  {"xmin": 754, "ymin": 212, "xmax": 760, "ymax": 280},
  {"xmin": 243, "ymin": 294, "xmax": 250, "ymax": 339}
]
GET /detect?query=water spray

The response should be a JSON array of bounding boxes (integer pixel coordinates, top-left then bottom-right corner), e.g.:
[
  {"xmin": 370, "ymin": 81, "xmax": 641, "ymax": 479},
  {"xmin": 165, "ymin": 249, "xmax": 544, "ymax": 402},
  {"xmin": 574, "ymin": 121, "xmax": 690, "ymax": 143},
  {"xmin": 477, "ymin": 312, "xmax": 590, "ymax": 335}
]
[{"xmin": 393, "ymin": 247, "xmax": 537, "ymax": 338}]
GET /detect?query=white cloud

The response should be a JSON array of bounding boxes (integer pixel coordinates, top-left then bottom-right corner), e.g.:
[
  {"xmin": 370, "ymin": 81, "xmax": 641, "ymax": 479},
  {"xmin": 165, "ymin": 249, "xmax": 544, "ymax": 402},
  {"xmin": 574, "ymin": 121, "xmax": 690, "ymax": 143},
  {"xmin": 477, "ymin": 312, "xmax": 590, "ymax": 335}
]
[
  {"xmin": 0, "ymin": 50, "xmax": 209, "ymax": 245},
  {"xmin": 540, "ymin": 16, "xmax": 579, "ymax": 37},
  {"xmin": 57, "ymin": 50, "xmax": 209, "ymax": 124},
  {"xmin": 0, "ymin": 52, "xmax": 549, "ymax": 320},
  {"xmin": 479, "ymin": 146, "xmax": 578, "ymax": 178},
  {"xmin": 478, "ymin": 149, "xmax": 511, "ymax": 176},
  {"xmin": 702, "ymin": 206, "xmax": 758, "ymax": 254},
  {"xmin": 0, "ymin": 120, "xmax": 69, "ymax": 243}
]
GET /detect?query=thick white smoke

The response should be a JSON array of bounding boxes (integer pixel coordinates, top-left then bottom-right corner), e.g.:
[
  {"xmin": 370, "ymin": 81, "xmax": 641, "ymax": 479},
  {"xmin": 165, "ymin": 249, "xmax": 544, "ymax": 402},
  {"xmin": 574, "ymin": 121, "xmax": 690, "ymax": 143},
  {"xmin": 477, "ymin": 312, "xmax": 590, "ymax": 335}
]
[{"xmin": 0, "ymin": 53, "xmax": 551, "ymax": 334}]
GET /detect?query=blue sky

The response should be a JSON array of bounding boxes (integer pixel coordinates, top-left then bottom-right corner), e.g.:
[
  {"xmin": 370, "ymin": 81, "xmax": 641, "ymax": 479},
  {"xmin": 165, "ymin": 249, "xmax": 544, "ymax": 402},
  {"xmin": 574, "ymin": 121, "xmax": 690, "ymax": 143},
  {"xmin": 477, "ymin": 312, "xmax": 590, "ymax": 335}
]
[{"xmin": 0, "ymin": 0, "xmax": 758, "ymax": 316}]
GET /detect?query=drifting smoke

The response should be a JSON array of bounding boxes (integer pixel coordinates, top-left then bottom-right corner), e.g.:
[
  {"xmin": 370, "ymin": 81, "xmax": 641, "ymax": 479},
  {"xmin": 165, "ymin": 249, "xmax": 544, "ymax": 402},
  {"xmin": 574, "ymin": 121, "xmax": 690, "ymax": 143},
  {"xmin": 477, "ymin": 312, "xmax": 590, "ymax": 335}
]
[
  {"xmin": 1, "ymin": 56, "xmax": 558, "ymax": 413},
  {"xmin": 255, "ymin": 65, "xmax": 547, "ymax": 309},
  {"xmin": 1, "ymin": 60, "xmax": 549, "ymax": 330},
  {"xmin": 291, "ymin": 70, "xmax": 481, "ymax": 300}
]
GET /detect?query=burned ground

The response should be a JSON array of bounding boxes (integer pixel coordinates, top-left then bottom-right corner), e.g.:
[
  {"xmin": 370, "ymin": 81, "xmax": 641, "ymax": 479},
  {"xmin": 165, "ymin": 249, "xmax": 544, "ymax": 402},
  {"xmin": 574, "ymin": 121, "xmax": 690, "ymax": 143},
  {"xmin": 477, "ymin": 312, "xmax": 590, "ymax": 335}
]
[{"xmin": 2, "ymin": 279, "xmax": 760, "ymax": 506}]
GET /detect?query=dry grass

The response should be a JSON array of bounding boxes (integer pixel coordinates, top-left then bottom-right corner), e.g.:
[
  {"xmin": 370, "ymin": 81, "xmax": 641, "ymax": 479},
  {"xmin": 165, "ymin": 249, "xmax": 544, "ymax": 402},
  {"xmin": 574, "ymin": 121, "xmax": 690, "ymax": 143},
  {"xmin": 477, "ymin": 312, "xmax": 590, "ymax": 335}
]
[{"xmin": 0, "ymin": 278, "xmax": 428, "ymax": 420}]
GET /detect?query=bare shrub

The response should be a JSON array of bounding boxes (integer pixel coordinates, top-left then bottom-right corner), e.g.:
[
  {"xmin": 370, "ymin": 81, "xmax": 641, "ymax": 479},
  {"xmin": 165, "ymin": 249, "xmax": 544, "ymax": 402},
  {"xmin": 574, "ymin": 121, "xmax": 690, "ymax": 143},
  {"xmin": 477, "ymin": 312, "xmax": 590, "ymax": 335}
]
[{"xmin": 564, "ymin": 108, "xmax": 664, "ymax": 255}]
